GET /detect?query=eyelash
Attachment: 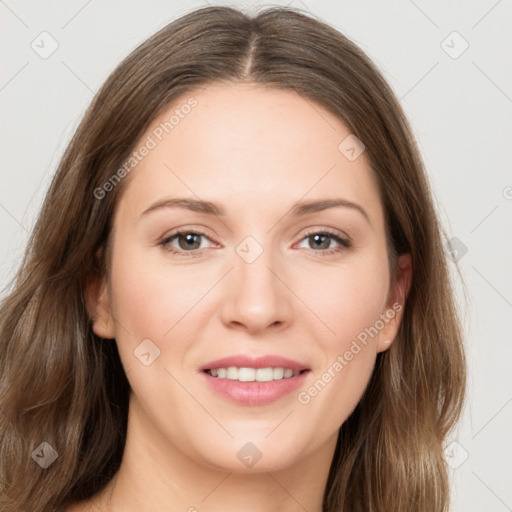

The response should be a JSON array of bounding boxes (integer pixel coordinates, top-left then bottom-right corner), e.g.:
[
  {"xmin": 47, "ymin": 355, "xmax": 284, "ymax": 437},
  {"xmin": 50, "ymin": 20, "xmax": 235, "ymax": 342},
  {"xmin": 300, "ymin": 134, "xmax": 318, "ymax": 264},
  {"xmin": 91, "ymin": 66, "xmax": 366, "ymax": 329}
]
[{"xmin": 158, "ymin": 227, "xmax": 352, "ymax": 258}]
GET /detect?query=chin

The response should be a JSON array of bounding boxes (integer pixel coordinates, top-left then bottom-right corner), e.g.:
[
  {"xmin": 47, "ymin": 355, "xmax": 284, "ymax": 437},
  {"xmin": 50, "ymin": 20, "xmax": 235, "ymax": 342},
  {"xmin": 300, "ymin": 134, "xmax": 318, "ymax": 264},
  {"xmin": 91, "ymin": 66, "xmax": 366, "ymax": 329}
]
[{"xmin": 187, "ymin": 432, "xmax": 309, "ymax": 474}]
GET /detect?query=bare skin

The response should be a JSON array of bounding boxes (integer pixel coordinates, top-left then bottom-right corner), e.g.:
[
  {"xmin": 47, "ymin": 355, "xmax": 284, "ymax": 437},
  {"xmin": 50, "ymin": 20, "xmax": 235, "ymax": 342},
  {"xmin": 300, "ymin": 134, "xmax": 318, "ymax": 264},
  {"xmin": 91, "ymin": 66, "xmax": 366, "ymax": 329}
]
[{"xmin": 71, "ymin": 82, "xmax": 411, "ymax": 511}]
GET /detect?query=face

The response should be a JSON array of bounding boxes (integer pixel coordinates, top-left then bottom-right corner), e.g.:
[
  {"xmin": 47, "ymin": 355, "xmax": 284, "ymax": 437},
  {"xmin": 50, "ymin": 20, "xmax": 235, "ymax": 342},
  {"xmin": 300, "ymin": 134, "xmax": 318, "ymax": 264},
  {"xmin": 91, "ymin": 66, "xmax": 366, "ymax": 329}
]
[{"xmin": 89, "ymin": 82, "xmax": 411, "ymax": 473}]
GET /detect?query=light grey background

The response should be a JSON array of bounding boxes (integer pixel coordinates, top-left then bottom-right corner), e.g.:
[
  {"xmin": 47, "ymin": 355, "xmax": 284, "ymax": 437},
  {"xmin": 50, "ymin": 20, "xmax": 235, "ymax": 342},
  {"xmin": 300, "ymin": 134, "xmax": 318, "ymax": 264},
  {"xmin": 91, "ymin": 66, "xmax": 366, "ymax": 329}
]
[{"xmin": 1, "ymin": 1, "xmax": 511, "ymax": 510}]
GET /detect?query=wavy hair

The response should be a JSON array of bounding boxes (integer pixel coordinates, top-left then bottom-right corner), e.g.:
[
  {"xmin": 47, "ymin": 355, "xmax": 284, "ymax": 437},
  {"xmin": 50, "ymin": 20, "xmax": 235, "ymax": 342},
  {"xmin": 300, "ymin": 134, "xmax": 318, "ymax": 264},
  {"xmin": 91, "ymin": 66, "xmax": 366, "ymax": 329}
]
[{"xmin": 0, "ymin": 5, "xmax": 466, "ymax": 511}]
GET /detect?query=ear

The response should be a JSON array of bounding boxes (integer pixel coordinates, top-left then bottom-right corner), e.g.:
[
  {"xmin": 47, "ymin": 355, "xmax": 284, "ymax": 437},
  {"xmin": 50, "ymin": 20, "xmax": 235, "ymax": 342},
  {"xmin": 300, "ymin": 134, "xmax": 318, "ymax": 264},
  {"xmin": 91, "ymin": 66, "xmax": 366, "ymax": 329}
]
[
  {"xmin": 376, "ymin": 253, "xmax": 412, "ymax": 353},
  {"xmin": 84, "ymin": 272, "xmax": 116, "ymax": 339}
]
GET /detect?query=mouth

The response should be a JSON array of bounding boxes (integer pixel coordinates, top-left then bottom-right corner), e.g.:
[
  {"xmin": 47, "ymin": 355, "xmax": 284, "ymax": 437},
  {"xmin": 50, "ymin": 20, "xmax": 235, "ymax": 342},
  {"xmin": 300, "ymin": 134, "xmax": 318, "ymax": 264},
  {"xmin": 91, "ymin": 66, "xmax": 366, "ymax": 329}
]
[{"xmin": 200, "ymin": 355, "xmax": 311, "ymax": 405}]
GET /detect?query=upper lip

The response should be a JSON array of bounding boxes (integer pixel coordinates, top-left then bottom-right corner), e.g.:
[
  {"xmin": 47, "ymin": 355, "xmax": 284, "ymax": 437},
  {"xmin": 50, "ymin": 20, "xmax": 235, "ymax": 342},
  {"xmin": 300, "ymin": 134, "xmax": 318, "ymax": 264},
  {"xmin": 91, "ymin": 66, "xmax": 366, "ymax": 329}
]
[{"xmin": 200, "ymin": 355, "xmax": 310, "ymax": 373}]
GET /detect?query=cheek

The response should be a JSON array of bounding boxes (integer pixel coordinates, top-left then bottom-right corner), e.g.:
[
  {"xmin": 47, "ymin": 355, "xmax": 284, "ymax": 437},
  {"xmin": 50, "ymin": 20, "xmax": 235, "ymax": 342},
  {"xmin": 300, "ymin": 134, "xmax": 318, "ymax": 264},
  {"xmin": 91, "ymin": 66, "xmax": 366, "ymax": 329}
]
[
  {"xmin": 293, "ymin": 252, "xmax": 388, "ymax": 424},
  {"xmin": 109, "ymin": 243, "xmax": 212, "ymax": 341},
  {"xmin": 106, "ymin": 248, "xmax": 208, "ymax": 425},
  {"xmin": 303, "ymin": 251, "xmax": 390, "ymax": 346}
]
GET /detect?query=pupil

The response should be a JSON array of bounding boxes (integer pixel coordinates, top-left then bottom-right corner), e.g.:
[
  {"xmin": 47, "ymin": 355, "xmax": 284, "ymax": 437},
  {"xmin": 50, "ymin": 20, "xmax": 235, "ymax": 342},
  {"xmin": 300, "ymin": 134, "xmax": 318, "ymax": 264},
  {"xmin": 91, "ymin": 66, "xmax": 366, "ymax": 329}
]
[
  {"xmin": 311, "ymin": 234, "xmax": 329, "ymax": 250},
  {"xmin": 179, "ymin": 233, "xmax": 200, "ymax": 250}
]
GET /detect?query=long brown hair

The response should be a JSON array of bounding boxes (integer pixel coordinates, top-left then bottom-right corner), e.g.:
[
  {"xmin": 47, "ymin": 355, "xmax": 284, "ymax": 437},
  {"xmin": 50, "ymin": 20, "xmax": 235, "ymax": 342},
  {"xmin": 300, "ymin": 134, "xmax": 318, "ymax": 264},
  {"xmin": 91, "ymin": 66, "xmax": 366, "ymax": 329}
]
[{"xmin": 0, "ymin": 5, "xmax": 466, "ymax": 511}]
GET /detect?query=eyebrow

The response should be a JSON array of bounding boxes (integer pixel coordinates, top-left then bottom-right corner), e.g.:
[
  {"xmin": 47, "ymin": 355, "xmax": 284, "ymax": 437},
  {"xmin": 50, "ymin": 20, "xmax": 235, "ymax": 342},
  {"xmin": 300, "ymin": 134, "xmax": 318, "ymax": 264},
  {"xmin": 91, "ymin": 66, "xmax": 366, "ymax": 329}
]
[{"xmin": 140, "ymin": 197, "xmax": 371, "ymax": 224}]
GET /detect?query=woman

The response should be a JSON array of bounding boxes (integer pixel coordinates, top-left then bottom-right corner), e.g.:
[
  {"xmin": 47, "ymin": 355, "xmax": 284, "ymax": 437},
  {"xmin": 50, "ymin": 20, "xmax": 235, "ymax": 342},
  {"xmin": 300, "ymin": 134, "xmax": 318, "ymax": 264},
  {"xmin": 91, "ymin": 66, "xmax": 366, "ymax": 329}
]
[{"xmin": 0, "ymin": 5, "xmax": 466, "ymax": 511}]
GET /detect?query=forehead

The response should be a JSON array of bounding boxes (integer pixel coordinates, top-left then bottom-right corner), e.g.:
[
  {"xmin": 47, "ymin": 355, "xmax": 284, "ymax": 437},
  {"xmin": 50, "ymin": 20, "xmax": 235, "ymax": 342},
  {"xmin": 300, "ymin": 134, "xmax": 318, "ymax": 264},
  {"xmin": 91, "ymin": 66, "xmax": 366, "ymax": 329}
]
[{"xmin": 117, "ymin": 82, "xmax": 383, "ymax": 226}]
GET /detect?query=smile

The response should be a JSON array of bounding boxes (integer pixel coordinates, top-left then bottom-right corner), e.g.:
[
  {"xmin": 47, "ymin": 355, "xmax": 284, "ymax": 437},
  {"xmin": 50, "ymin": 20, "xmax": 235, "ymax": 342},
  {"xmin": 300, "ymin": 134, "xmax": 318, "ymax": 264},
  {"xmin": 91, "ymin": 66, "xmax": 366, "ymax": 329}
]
[
  {"xmin": 200, "ymin": 355, "xmax": 311, "ymax": 405},
  {"xmin": 205, "ymin": 366, "xmax": 305, "ymax": 381}
]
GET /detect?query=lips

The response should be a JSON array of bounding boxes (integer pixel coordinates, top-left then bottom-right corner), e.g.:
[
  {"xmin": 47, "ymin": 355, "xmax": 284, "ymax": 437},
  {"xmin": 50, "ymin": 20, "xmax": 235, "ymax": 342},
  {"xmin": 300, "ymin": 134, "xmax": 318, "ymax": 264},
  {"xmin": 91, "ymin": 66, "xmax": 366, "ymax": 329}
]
[{"xmin": 199, "ymin": 355, "xmax": 311, "ymax": 405}]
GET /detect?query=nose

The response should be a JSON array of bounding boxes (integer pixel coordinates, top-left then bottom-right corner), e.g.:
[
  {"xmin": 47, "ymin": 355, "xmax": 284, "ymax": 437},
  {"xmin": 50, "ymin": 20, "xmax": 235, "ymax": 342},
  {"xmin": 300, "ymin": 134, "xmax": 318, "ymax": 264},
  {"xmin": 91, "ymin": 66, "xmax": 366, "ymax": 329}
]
[{"xmin": 219, "ymin": 243, "xmax": 293, "ymax": 335}]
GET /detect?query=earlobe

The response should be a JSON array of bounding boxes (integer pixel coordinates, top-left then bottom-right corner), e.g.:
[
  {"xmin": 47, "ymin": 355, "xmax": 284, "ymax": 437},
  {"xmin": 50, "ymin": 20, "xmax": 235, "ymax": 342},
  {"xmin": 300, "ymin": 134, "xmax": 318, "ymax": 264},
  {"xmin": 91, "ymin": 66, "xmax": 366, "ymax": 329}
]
[
  {"xmin": 377, "ymin": 253, "xmax": 412, "ymax": 353},
  {"xmin": 84, "ymin": 274, "xmax": 116, "ymax": 339}
]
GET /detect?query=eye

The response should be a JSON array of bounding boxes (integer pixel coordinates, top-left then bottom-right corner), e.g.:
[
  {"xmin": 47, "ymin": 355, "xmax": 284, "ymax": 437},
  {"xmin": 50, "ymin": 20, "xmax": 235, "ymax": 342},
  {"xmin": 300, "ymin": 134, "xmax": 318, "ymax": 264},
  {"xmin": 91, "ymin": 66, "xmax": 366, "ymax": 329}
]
[
  {"xmin": 296, "ymin": 229, "xmax": 351, "ymax": 256},
  {"xmin": 158, "ymin": 227, "xmax": 352, "ymax": 258},
  {"xmin": 159, "ymin": 229, "xmax": 215, "ymax": 257}
]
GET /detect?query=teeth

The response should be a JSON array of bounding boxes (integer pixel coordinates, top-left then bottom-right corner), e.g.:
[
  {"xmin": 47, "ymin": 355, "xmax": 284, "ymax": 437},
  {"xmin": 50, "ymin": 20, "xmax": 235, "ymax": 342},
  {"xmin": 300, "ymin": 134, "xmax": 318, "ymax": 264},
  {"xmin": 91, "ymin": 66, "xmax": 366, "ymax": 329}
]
[
  {"xmin": 239, "ymin": 367, "xmax": 255, "ymax": 381},
  {"xmin": 283, "ymin": 368, "xmax": 293, "ymax": 378},
  {"xmin": 256, "ymin": 368, "xmax": 273, "ymax": 382},
  {"xmin": 273, "ymin": 367, "xmax": 284, "ymax": 379},
  {"xmin": 207, "ymin": 366, "xmax": 301, "ymax": 382},
  {"xmin": 226, "ymin": 366, "xmax": 238, "ymax": 379}
]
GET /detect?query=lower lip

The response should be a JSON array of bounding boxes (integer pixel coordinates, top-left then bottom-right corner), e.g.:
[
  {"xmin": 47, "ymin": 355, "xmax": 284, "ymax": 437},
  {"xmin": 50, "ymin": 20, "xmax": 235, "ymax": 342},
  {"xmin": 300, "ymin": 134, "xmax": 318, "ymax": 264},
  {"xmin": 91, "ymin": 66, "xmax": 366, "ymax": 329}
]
[{"xmin": 201, "ymin": 370, "xmax": 311, "ymax": 405}]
